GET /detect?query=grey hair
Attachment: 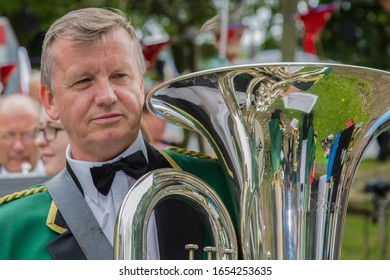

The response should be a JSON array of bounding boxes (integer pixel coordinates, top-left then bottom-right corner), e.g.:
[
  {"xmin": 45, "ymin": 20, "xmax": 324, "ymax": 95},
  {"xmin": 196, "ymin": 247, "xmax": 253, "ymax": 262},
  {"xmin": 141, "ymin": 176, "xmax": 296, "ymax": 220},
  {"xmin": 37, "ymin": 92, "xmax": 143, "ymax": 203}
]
[
  {"xmin": 0, "ymin": 94, "xmax": 41, "ymax": 119},
  {"xmin": 41, "ymin": 7, "xmax": 146, "ymax": 91}
]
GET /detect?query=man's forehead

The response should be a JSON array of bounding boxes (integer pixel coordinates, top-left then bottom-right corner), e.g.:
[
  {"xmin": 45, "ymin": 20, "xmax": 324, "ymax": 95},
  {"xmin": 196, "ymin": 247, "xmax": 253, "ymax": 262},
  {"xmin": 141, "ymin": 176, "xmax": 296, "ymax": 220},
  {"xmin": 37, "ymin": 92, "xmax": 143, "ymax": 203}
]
[{"xmin": 52, "ymin": 27, "xmax": 132, "ymax": 47}]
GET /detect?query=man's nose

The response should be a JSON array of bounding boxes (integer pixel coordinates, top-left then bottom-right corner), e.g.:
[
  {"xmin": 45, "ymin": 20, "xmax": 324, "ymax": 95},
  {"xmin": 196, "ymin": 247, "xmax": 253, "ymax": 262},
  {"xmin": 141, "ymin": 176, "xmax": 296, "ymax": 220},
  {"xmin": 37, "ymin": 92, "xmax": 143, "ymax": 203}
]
[
  {"xmin": 34, "ymin": 130, "xmax": 47, "ymax": 146},
  {"xmin": 94, "ymin": 80, "xmax": 118, "ymax": 105},
  {"xmin": 12, "ymin": 138, "xmax": 27, "ymax": 152}
]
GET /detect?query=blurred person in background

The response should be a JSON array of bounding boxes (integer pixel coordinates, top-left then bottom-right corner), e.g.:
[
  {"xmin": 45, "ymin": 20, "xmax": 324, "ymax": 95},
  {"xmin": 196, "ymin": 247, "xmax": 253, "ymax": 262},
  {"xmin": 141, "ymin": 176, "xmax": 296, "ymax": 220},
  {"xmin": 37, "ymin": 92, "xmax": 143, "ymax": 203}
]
[
  {"xmin": 35, "ymin": 109, "xmax": 68, "ymax": 177},
  {"xmin": 0, "ymin": 94, "xmax": 45, "ymax": 175},
  {"xmin": 28, "ymin": 70, "xmax": 41, "ymax": 102},
  {"xmin": 141, "ymin": 107, "xmax": 169, "ymax": 149},
  {"xmin": 141, "ymin": 99, "xmax": 169, "ymax": 149}
]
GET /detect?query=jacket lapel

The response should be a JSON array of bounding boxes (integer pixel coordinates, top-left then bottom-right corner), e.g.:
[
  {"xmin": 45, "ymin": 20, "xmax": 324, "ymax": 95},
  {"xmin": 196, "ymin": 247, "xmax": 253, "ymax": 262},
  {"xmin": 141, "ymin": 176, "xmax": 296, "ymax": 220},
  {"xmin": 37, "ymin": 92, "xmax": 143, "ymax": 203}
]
[
  {"xmin": 144, "ymin": 141, "xmax": 172, "ymax": 170},
  {"xmin": 45, "ymin": 200, "xmax": 86, "ymax": 259}
]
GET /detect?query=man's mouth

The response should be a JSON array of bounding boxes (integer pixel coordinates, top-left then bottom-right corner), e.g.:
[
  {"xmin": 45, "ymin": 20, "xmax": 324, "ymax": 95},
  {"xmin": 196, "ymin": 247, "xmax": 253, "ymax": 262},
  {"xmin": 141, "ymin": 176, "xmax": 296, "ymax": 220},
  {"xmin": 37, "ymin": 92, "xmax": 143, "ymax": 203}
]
[{"xmin": 93, "ymin": 113, "xmax": 122, "ymax": 123}]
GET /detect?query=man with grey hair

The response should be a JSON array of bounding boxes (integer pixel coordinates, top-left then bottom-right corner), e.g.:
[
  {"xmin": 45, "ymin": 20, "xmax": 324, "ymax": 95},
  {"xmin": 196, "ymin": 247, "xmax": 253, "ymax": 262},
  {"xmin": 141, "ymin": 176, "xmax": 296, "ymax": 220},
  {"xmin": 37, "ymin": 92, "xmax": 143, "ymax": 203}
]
[
  {"xmin": 0, "ymin": 94, "xmax": 44, "ymax": 174},
  {"xmin": 0, "ymin": 7, "xmax": 237, "ymax": 260}
]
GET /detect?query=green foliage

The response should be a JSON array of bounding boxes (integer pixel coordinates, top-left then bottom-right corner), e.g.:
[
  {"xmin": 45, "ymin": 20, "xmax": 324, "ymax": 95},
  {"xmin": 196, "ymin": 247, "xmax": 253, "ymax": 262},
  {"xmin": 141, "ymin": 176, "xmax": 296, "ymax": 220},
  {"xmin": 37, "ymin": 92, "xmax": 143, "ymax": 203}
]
[
  {"xmin": 320, "ymin": 1, "xmax": 390, "ymax": 71},
  {"xmin": 0, "ymin": 0, "xmax": 127, "ymax": 65},
  {"xmin": 2, "ymin": 0, "xmax": 390, "ymax": 72}
]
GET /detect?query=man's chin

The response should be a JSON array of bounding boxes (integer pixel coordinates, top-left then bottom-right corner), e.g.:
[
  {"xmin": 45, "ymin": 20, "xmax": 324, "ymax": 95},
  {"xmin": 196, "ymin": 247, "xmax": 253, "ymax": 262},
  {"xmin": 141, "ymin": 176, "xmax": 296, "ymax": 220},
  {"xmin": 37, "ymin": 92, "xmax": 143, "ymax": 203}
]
[
  {"xmin": 83, "ymin": 137, "xmax": 132, "ymax": 160},
  {"xmin": 6, "ymin": 166, "xmax": 23, "ymax": 173},
  {"xmin": 9, "ymin": 160, "xmax": 31, "ymax": 173},
  {"xmin": 99, "ymin": 130, "xmax": 134, "ymax": 145}
]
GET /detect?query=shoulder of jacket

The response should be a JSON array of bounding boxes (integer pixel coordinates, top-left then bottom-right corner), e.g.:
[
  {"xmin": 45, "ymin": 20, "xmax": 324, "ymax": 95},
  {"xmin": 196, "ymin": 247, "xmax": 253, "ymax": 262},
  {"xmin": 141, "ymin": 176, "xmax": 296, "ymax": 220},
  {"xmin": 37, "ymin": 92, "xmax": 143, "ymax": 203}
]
[
  {"xmin": 0, "ymin": 185, "xmax": 47, "ymax": 206},
  {"xmin": 165, "ymin": 146, "xmax": 218, "ymax": 161}
]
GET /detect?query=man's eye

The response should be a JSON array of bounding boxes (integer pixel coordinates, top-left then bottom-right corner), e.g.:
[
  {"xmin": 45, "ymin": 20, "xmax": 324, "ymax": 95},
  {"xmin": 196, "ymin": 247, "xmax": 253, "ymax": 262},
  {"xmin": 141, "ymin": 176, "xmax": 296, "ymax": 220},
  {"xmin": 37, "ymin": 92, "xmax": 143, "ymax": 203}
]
[
  {"xmin": 76, "ymin": 78, "xmax": 91, "ymax": 84},
  {"xmin": 112, "ymin": 73, "xmax": 126, "ymax": 79}
]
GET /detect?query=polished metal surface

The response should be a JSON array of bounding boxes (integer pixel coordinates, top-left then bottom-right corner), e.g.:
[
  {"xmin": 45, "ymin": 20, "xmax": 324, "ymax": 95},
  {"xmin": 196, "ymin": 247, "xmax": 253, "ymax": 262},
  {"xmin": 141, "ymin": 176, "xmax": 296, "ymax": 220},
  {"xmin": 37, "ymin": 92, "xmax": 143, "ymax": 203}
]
[
  {"xmin": 114, "ymin": 168, "xmax": 237, "ymax": 260},
  {"xmin": 145, "ymin": 63, "xmax": 390, "ymax": 259}
]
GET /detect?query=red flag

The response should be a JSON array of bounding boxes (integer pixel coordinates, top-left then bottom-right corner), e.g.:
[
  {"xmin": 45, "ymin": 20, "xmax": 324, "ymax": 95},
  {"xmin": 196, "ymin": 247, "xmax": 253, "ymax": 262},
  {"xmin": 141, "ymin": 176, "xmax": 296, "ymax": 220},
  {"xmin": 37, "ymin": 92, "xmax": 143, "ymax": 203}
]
[
  {"xmin": 0, "ymin": 24, "xmax": 6, "ymax": 44},
  {"xmin": 346, "ymin": 119, "xmax": 354, "ymax": 128},
  {"xmin": 214, "ymin": 23, "xmax": 246, "ymax": 62},
  {"xmin": 298, "ymin": 3, "xmax": 339, "ymax": 54},
  {"xmin": 215, "ymin": 23, "xmax": 246, "ymax": 44},
  {"xmin": 0, "ymin": 63, "xmax": 16, "ymax": 95},
  {"xmin": 142, "ymin": 40, "xmax": 170, "ymax": 72}
]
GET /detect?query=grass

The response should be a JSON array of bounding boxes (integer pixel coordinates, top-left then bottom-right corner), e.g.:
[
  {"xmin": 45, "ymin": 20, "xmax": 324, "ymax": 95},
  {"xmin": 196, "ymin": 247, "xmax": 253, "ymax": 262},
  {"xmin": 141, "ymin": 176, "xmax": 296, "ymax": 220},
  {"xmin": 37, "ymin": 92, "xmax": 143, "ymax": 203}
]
[
  {"xmin": 340, "ymin": 158, "xmax": 390, "ymax": 259},
  {"xmin": 342, "ymin": 205, "xmax": 390, "ymax": 259}
]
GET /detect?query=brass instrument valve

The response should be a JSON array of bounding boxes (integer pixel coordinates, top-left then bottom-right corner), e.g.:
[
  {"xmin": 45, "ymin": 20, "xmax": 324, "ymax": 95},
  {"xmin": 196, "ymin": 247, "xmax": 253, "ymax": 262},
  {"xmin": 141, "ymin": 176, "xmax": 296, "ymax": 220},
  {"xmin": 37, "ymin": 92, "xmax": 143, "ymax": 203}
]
[
  {"xmin": 185, "ymin": 244, "xmax": 199, "ymax": 260},
  {"xmin": 223, "ymin": 248, "xmax": 235, "ymax": 260},
  {"xmin": 203, "ymin": 246, "xmax": 217, "ymax": 260}
]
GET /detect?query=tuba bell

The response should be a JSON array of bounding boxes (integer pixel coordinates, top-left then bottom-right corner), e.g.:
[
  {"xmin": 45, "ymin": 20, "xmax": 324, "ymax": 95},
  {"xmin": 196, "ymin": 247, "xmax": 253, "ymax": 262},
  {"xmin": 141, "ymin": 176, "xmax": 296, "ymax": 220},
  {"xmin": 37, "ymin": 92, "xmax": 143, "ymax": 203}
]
[{"xmin": 115, "ymin": 63, "xmax": 390, "ymax": 260}]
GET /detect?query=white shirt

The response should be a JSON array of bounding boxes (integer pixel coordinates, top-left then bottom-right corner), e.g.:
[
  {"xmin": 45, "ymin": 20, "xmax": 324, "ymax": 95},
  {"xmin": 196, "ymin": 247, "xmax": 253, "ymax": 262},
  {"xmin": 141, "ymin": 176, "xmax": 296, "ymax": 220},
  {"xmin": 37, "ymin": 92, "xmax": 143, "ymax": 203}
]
[{"xmin": 66, "ymin": 131, "xmax": 160, "ymax": 259}]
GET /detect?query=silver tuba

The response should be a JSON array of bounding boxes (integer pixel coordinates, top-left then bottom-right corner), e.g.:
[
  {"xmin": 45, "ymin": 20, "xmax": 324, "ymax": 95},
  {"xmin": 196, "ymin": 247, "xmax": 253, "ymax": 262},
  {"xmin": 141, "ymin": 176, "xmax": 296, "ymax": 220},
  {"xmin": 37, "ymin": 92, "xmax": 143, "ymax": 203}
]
[
  {"xmin": 114, "ymin": 168, "xmax": 238, "ymax": 260},
  {"xmin": 115, "ymin": 63, "xmax": 390, "ymax": 260}
]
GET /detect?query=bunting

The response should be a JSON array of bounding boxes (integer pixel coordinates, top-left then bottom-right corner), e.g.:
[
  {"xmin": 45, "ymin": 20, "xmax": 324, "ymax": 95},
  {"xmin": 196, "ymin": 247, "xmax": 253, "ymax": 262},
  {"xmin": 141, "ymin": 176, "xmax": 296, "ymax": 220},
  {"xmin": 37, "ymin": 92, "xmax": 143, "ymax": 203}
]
[{"xmin": 297, "ymin": 3, "xmax": 339, "ymax": 54}]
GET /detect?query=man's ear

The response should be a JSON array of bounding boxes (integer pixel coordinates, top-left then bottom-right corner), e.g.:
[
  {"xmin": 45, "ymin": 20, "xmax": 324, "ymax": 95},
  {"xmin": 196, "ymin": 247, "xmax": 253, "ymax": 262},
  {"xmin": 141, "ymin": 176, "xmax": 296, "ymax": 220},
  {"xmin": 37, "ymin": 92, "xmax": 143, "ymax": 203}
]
[{"xmin": 40, "ymin": 84, "xmax": 60, "ymax": 121}]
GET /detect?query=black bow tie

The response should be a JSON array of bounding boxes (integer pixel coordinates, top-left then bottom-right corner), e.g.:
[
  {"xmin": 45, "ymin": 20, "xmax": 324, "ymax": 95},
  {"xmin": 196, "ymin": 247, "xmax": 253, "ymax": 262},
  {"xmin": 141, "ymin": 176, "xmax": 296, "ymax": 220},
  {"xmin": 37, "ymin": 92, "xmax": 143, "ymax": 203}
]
[{"xmin": 90, "ymin": 150, "xmax": 149, "ymax": 196}]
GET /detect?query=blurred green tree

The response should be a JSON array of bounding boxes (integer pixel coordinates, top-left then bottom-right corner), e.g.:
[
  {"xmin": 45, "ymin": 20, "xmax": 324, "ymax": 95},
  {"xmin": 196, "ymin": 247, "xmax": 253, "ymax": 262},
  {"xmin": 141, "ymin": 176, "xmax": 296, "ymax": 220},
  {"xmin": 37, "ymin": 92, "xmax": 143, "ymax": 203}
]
[
  {"xmin": 1, "ymin": 0, "xmax": 389, "ymax": 71},
  {"xmin": 320, "ymin": 0, "xmax": 390, "ymax": 70}
]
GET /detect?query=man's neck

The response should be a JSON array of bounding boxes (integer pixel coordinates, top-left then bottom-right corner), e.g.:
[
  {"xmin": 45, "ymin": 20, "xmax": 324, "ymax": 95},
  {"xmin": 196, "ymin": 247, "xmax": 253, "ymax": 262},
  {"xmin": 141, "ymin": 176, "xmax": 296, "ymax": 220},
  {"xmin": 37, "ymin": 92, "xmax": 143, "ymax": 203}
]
[{"xmin": 66, "ymin": 130, "xmax": 148, "ymax": 165}]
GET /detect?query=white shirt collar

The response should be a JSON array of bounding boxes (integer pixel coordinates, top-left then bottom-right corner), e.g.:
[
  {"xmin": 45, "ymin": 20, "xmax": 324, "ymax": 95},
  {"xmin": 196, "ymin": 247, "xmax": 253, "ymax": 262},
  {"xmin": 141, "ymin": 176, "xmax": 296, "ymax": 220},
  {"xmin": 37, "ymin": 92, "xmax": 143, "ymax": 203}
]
[{"xmin": 65, "ymin": 130, "xmax": 148, "ymax": 200}]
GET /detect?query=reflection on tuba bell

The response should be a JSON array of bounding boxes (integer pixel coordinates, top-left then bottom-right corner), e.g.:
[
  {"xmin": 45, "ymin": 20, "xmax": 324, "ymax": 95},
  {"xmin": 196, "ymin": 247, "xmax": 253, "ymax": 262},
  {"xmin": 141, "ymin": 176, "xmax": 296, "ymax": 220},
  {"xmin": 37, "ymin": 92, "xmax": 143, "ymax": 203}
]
[
  {"xmin": 115, "ymin": 63, "xmax": 390, "ymax": 260},
  {"xmin": 114, "ymin": 168, "xmax": 238, "ymax": 260}
]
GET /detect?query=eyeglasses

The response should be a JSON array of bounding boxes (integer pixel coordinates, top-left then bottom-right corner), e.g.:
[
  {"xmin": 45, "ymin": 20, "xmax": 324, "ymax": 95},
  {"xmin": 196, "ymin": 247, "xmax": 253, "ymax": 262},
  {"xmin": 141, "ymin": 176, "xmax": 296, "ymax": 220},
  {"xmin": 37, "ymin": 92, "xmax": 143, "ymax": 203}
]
[
  {"xmin": 0, "ymin": 131, "xmax": 36, "ymax": 144},
  {"xmin": 33, "ymin": 126, "xmax": 64, "ymax": 142}
]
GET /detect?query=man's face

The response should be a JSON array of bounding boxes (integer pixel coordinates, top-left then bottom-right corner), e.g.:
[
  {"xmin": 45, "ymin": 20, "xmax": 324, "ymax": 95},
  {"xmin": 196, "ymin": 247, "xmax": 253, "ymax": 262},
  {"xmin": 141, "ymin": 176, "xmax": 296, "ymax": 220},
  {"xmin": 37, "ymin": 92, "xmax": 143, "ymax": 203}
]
[
  {"xmin": 0, "ymin": 111, "xmax": 39, "ymax": 172},
  {"xmin": 42, "ymin": 27, "xmax": 145, "ymax": 162}
]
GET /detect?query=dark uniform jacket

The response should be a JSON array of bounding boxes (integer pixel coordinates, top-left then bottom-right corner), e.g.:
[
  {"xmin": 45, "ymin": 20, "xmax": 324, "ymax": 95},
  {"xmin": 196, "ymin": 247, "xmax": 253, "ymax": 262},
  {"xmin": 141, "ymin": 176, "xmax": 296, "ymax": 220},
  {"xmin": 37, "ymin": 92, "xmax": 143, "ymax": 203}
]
[{"xmin": 0, "ymin": 144, "xmax": 238, "ymax": 260}]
